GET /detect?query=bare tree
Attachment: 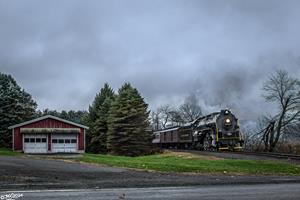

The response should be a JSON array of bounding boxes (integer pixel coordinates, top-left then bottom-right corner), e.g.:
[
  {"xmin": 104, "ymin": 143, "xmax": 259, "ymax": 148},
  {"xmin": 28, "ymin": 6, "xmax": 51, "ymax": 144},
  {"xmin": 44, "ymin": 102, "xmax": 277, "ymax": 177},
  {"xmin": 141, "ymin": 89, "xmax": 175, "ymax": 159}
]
[
  {"xmin": 150, "ymin": 105, "xmax": 176, "ymax": 130},
  {"xmin": 284, "ymin": 122, "xmax": 300, "ymax": 140},
  {"xmin": 151, "ymin": 110, "xmax": 161, "ymax": 131},
  {"xmin": 179, "ymin": 93, "xmax": 202, "ymax": 123},
  {"xmin": 244, "ymin": 115, "xmax": 272, "ymax": 151},
  {"xmin": 262, "ymin": 70, "xmax": 300, "ymax": 152},
  {"xmin": 151, "ymin": 94, "xmax": 203, "ymax": 130},
  {"xmin": 158, "ymin": 105, "xmax": 176, "ymax": 128},
  {"xmin": 169, "ymin": 110, "xmax": 184, "ymax": 126}
]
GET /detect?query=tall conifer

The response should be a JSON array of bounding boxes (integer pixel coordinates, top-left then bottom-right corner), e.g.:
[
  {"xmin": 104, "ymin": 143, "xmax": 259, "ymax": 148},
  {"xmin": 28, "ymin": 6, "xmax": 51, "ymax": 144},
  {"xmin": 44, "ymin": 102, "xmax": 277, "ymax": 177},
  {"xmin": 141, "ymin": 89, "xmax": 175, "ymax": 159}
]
[
  {"xmin": 87, "ymin": 83, "xmax": 114, "ymax": 153},
  {"xmin": 107, "ymin": 83, "xmax": 152, "ymax": 156},
  {"xmin": 0, "ymin": 73, "xmax": 37, "ymax": 147}
]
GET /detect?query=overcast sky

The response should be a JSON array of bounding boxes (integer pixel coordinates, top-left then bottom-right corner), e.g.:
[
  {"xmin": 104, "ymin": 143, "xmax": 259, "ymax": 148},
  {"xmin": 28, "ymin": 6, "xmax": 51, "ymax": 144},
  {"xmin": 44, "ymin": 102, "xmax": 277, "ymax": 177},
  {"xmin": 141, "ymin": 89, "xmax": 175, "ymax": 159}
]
[{"xmin": 1, "ymin": 0, "xmax": 300, "ymax": 122}]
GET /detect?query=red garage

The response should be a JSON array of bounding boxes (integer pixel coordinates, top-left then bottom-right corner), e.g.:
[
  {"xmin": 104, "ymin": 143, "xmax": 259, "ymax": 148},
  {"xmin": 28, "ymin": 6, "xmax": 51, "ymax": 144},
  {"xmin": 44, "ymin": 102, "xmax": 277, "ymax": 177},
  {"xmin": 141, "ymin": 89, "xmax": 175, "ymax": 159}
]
[{"xmin": 8, "ymin": 115, "xmax": 88, "ymax": 154}]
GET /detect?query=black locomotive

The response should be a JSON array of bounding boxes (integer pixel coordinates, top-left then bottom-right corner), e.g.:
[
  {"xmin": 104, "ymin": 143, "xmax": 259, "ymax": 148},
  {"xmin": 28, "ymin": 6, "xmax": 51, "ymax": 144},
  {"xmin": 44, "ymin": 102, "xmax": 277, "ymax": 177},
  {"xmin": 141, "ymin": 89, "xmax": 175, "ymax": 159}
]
[{"xmin": 152, "ymin": 109, "xmax": 243, "ymax": 151}]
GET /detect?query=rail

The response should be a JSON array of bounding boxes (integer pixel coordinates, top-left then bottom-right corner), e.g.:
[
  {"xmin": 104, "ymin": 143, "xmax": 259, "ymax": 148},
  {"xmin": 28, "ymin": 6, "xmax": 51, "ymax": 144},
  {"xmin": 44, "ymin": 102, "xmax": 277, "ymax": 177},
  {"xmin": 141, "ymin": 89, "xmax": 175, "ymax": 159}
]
[{"xmin": 233, "ymin": 151, "xmax": 300, "ymax": 161}]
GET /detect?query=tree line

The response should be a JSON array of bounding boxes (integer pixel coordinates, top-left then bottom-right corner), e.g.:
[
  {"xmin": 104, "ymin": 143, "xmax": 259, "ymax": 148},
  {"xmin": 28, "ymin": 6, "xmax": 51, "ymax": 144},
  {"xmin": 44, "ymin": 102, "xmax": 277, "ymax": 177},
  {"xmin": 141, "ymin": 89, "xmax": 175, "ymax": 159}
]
[
  {"xmin": 0, "ymin": 73, "xmax": 152, "ymax": 156},
  {"xmin": 1, "ymin": 69, "xmax": 299, "ymax": 154},
  {"xmin": 35, "ymin": 109, "xmax": 87, "ymax": 124}
]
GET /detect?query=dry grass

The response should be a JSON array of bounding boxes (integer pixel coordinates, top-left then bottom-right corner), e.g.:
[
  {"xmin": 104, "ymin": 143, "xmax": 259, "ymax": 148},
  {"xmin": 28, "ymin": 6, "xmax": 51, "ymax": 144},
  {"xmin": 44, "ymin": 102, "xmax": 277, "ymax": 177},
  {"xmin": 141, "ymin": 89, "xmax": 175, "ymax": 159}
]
[{"xmin": 162, "ymin": 150, "xmax": 223, "ymax": 160}]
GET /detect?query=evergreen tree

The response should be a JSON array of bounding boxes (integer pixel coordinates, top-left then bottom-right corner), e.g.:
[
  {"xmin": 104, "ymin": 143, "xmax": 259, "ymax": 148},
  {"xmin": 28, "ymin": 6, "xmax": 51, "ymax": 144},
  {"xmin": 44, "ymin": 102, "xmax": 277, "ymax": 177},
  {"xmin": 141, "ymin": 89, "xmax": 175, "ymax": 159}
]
[
  {"xmin": 87, "ymin": 83, "xmax": 114, "ymax": 153},
  {"xmin": 0, "ymin": 73, "xmax": 37, "ymax": 147},
  {"xmin": 70, "ymin": 110, "xmax": 88, "ymax": 124},
  {"xmin": 41, "ymin": 108, "xmax": 60, "ymax": 117},
  {"xmin": 60, "ymin": 110, "xmax": 69, "ymax": 120},
  {"xmin": 107, "ymin": 83, "xmax": 152, "ymax": 156},
  {"xmin": 36, "ymin": 109, "xmax": 87, "ymax": 124}
]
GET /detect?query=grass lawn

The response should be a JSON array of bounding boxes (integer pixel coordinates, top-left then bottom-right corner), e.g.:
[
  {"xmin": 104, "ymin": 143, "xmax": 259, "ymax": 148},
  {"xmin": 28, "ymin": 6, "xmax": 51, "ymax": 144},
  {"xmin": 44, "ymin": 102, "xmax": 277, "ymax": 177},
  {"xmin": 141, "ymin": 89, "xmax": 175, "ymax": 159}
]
[
  {"xmin": 78, "ymin": 151, "xmax": 300, "ymax": 175},
  {"xmin": 0, "ymin": 148, "xmax": 20, "ymax": 156}
]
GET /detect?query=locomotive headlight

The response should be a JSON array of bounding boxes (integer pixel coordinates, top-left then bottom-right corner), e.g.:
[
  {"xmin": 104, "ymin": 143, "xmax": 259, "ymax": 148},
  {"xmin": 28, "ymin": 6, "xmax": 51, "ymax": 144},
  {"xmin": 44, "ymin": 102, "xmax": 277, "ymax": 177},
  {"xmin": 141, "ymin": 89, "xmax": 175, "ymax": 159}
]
[{"xmin": 225, "ymin": 118, "xmax": 231, "ymax": 123}]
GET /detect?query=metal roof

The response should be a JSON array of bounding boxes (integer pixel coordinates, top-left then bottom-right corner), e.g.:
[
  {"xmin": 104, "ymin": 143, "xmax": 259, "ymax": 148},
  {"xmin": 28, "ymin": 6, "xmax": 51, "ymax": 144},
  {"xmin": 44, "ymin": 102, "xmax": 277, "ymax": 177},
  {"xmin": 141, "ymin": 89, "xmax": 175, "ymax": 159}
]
[
  {"xmin": 8, "ymin": 115, "xmax": 89, "ymax": 130},
  {"xmin": 153, "ymin": 127, "xmax": 180, "ymax": 133}
]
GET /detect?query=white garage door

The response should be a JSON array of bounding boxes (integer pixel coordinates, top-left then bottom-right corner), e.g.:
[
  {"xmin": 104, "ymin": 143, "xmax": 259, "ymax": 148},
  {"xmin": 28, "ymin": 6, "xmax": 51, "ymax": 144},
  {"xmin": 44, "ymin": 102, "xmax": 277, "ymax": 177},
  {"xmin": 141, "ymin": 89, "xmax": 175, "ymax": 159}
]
[
  {"xmin": 52, "ymin": 133, "xmax": 77, "ymax": 153},
  {"xmin": 24, "ymin": 134, "xmax": 47, "ymax": 153}
]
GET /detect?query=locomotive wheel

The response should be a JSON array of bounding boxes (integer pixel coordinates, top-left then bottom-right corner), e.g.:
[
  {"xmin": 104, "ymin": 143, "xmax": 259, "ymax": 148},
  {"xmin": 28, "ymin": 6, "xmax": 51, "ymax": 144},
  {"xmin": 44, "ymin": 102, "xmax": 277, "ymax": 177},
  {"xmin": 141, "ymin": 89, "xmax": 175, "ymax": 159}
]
[{"xmin": 203, "ymin": 134, "xmax": 211, "ymax": 151}]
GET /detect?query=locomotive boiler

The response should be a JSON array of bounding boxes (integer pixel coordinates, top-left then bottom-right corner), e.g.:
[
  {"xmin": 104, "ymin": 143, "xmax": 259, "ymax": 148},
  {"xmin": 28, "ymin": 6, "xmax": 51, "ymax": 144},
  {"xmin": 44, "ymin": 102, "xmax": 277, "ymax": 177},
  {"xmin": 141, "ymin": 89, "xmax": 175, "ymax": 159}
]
[{"xmin": 152, "ymin": 110, "xmax": 243, "ymax": 151}]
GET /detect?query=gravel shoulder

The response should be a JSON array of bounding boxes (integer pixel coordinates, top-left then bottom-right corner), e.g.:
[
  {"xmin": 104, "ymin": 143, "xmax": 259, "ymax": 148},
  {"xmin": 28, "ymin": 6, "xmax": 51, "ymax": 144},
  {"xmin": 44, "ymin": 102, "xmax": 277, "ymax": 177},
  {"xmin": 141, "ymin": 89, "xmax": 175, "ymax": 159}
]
[
  {"xmin": 171, "ymin": 150, "xmax": 300, "ymax": 165},
  {"xmin": 1, "ymin": 155, "xmax": 300, "ymax": 191}
]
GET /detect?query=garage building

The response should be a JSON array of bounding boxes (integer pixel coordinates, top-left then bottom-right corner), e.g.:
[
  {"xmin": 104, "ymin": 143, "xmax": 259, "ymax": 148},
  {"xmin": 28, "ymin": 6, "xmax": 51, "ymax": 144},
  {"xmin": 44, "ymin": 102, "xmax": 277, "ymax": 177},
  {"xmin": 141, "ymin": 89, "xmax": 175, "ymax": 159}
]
[{"xmin": 8, "ymin": 115, "xmax": 89, "ymax": 153}]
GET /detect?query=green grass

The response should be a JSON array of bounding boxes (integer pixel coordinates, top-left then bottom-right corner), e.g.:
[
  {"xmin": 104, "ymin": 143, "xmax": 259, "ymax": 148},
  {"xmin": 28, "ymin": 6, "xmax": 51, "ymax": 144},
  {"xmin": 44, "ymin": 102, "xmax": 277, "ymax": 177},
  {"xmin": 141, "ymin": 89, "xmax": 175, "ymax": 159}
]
[
  {"xmin": 78, "ymin": 152, "xmax": 300, "ymax": 175},
  {"xmin": 0, "ymin": 148, "xmax": 20, "ymax": 156}
]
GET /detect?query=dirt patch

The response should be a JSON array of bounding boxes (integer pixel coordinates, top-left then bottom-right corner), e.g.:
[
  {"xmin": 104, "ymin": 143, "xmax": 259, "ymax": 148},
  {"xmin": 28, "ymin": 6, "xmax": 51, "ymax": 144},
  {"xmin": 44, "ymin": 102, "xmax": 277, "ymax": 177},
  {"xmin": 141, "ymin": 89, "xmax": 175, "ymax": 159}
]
[{"xmin": 163, "ymin": 150, "xmax": 224, "ymax": 160}]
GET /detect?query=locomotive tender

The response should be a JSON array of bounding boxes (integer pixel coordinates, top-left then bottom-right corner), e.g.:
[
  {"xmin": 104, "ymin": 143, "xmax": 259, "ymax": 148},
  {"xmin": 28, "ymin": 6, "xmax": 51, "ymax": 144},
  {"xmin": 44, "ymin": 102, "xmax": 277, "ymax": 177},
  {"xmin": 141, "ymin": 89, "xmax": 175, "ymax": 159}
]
[{"xmin": 152, "ymin": 110, "xmax": 243, "ymax": 151}]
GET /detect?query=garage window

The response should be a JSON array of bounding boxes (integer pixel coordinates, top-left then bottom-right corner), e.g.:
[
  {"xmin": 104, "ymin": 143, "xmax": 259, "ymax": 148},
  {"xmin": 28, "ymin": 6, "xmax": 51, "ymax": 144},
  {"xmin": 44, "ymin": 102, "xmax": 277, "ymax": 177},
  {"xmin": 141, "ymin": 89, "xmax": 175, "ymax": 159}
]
[
  {"xmin": 71, "ymin": 139, "xmax": 77, "ymax": 143},
  {"xmin": 52, "ymin": 139, "xmax": 58, "ymax": 143},
  {"xmin": 36, "ymin": 138, "xmax": 41, "ymax": 143},
  {"xmin": 30, "ymin": 138, "xmax": 35, "ymax": 143},
  {"xmin": 59, "ymin": 139, "xmax": 64, "ymax": 143},
  {"xmin": 65, "ymin": 139, "xmax": 71, "ymax": 143},
  {"xmin": 24, "ymin": 138, "xmax": 30, "ymax": 143},
  {"xmin": 42, "ymin": 138, "xmax": 46, "ymax": 143}
]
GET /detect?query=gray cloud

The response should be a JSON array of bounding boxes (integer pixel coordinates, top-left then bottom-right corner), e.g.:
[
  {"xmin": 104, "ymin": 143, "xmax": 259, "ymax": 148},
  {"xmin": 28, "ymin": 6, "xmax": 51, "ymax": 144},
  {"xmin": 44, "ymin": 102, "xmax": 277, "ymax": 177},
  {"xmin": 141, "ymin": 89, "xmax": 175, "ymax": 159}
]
[{"xmin": 1, "ymin": 0, "xmax": 300, "ymax": 123}]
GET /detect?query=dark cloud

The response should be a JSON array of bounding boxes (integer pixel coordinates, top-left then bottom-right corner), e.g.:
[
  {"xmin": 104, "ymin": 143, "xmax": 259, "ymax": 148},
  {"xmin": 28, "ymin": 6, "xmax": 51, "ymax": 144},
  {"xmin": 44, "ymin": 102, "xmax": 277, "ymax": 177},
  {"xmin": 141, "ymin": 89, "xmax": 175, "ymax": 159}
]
[{"xmin": 0, "ymin": 0, "xmax": 300, "ymax": 123}]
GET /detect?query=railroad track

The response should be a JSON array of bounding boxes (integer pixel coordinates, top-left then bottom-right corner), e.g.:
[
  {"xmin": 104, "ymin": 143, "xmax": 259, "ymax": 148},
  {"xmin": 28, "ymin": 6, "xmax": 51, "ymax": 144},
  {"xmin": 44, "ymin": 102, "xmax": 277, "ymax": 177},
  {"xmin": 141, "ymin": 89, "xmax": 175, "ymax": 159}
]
[
  {"xmin": 233, "ymin": 151, "xmax": 300, "ymax": 161},
  {"xmin": 170, "ymin": 149, "xmax": 300, "ymax": 161}
]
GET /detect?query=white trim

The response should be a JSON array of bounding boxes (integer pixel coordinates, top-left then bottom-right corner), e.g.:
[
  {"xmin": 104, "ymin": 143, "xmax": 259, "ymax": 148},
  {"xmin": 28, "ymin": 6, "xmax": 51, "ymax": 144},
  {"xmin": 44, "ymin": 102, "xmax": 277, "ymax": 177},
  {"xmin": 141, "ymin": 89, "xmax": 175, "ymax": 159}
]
[
  {"xmin": 8, "ymin": 115, "xmax": 89, "ymax": 130},
  {"xmin": 51, "ymin": 133, "xmax": 78, "ymax": 153},
  {"xmin": 23, "ymin": 133, "xmax": 48, "ymax": 154},
  {"xmin": 20, "ymin": 128, "xmax": 81, "ymax": 133},
  {"xmin": 48, "ymin": 133, "xmax": 52, "ymax": 153}
]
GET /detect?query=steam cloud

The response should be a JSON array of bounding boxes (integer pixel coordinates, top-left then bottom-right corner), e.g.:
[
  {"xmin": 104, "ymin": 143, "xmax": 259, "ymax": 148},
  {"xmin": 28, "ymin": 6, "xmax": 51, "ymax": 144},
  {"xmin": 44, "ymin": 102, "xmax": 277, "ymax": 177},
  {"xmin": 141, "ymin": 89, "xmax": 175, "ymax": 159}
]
[{"xmin": 0, "ymin": 0, "xmax": 300, "ymax": 124}]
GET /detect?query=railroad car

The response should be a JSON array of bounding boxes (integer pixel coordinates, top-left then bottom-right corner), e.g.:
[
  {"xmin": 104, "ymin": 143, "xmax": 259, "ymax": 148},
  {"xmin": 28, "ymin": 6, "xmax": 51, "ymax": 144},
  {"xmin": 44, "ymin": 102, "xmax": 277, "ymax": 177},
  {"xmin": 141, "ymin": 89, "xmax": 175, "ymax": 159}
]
[{"xmin": 152, "ymin": 110, "xmax": 243, "ymax": 151}]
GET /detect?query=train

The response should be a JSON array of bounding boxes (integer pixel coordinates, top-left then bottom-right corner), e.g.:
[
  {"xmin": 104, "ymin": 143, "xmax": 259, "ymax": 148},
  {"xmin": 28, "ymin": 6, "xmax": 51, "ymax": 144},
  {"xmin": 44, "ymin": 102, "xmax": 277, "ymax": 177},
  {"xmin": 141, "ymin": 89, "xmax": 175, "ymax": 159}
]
[{"xmin": 152, "ymin": 109, "xmax": 244, "ymax": 151}]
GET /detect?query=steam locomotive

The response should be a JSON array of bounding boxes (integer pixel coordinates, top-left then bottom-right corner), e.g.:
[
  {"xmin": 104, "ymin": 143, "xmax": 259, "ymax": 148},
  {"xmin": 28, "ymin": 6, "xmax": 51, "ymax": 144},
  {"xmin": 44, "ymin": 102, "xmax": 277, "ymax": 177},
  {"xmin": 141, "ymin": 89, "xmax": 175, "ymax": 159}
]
[{"xmin": 152, "ymin": 110, "xmax": 243, "ymax": 151}]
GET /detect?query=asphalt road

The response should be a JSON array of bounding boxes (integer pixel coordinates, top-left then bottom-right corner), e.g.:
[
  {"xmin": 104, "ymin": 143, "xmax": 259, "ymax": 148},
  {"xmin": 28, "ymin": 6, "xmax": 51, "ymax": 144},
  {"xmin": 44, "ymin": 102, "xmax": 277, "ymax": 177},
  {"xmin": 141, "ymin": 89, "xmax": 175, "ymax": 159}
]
[
  {"xmin": 1, "ymin": 183, "xmax": 300, "ymax": 200},
  {"xmin": 1, "ymin": 156, "xmax": 300, "ymax": 191}
]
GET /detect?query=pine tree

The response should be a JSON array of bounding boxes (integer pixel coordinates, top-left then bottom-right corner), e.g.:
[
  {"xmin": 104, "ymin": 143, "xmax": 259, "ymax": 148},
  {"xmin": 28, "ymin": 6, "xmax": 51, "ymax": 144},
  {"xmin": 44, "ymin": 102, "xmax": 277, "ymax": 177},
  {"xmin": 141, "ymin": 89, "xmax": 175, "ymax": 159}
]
[
  {"xmin": 87, "ymin": 83, "xmax": 114, "ymax": 153},
  {"xmin": 107, "ymin": 83, "xmax": 152, "ymax": 156},
  {"xmin": 0, "ymin": 73, "xmax": 37, "ymax": 147},
  {"xmin": 36, "ymin": 109, "xmax": 87, "ymax": 124}
]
